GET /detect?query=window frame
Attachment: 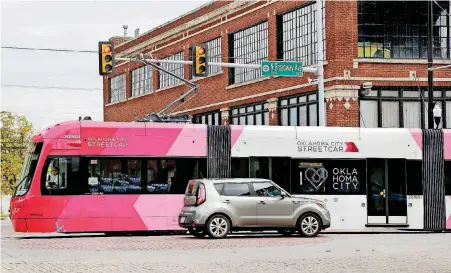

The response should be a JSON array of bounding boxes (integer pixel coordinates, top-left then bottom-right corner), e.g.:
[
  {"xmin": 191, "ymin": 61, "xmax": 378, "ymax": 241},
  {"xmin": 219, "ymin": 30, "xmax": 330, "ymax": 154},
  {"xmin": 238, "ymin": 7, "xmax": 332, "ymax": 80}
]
[
  {"xmin": 357, "ymin": 0, "xmax": 451, "ymax": 59},
  {"xmin": 276, "ymin": 1, "xmax": 326, "ymax": 65},
  {"xmin": 159, "ymin": 52, "xmax": 185, "ymax": 89},
  {"xmin": 110, "ymin": 74, "xmax": 126, "ymax": 103},
  {"xmin": 250, "ymin": 181, "xmax": 285, "ymax": 197},
  {"xmin": 131, "ymin": 65, "xmax": 153, "ymax": 97},
  {"xmin": 193, "ymin": 110, "xmax": 222, "ymax": 126},
  {"xmin": 228, "ymin": 20, "xmax": 269, "ymax": 85},
  {"xmin": 221, "ymin": 182, "xmax": 253, "ymax": 197},
  {"xmin": 39, "ymin": 156, "xmax": 207, "ymax": 195},
  {"xmin": 230, "ymin": 101, "xmax": 270, "ymax": 126},
  {"xmin": 278, "ymin": 91, "xmax": 319, "ymax": 126},
  {"xmin": 359, "ymin": 86, "xmax": 451, "ymax": 129}
]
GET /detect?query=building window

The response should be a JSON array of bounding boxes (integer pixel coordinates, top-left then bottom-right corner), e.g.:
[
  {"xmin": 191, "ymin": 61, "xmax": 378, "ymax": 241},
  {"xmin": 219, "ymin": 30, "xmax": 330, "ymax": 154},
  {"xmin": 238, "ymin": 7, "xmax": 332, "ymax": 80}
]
[
  {"xmin": 277, "ymin": 1, "xmax": 326, "ymax": 66},
  {"xmin": 359, "ymin": 87, "xmax": 451, "ymax": 129},
  {"xmin": 229, "ymin": 21, "xmax": 268, "ymax": 85},
  {"xmin": 279, "ymin": 92, "xmax": 319, "ymax": 126},
  {"xmin": 110, "ymin": 74, "xmax": 126, "ymax": 103},
  {"xmin": 193, "ymin": 111, "xmax": 222, "ymax": 125},
  {"xmin": 131, "ymin": 65, "xmax": 153, "ymax": 97},
  {"xmin": 230, "ymin": 101, "xmax": 269, "ymax": 125},
  {"xmin": 159, "ymin": 52, "xmax": 184, "ymax": 89},
  {"xmin": 358, "ymin": 1, "xmax": 450, "ymax": 59}
]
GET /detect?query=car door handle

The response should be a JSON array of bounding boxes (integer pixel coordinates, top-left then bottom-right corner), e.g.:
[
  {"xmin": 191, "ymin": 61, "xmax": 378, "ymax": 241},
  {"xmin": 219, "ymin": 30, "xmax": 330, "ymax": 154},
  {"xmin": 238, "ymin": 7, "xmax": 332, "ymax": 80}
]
[
  {"xmin": 223, "ymin": 200, "xmax": 231, "ymax": 203},
  {"xmin": 293, "ymin": 201, "xmax": 300, "ymax": 204},
  {"xmin": 258, "ymin": 201, "xmax": 266, "ymax": 205}
]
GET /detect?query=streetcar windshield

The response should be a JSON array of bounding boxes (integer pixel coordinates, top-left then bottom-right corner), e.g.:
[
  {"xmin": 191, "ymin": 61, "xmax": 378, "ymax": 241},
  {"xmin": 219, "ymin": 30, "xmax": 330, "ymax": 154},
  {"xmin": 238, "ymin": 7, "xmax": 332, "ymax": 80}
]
[{"xmin": 13, "ymin": 142, "xmax": 43, "ymax": 197}]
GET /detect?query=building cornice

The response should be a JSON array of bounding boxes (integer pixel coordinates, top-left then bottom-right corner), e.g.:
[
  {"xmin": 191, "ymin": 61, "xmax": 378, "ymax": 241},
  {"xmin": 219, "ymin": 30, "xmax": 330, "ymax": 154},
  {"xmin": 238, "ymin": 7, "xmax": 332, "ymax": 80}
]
[{"xmin": 116, "ymin": 1, "xmax": 273, "ymax": 62}]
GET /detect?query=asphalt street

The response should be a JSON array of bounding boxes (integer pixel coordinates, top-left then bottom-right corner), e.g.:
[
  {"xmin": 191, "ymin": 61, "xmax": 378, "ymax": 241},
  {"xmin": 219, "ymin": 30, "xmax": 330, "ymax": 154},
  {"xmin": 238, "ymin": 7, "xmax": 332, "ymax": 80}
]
[{"xmin": 1, "ymin": 220, "xmax": 451, "ymax": 273}]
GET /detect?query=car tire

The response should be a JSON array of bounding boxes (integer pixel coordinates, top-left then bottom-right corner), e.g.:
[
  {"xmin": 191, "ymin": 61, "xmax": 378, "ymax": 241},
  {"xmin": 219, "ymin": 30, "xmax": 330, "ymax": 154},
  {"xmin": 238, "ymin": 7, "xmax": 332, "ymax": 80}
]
[
  {"xmin": 298, "ymin": 213, "xmax": 321, "ymax": 237},
  {"xmin": 277, "ymin": 229, "xmax": 295, "ymax": 236},
  {"xmin": 188, "ymin": 227, "xmax": 206, "ymax": 238},
  {"xmin": 206, "ymin": 214, "xmax": 230, "ymax": 239}
]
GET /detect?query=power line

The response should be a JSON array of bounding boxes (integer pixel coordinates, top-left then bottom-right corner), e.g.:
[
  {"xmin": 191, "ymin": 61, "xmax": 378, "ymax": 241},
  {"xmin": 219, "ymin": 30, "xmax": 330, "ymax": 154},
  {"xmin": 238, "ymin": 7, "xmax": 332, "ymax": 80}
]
[
  {"xmin": 1, "ymin": 84, "xmax": 102, "ymax": 91},
  {"xmin": 1, "ymin": 46, "xmax": 97, "ymax": 54},
  {"xmin": 2, "ymin": 45, "xmax": 258, "ymax": 61}
]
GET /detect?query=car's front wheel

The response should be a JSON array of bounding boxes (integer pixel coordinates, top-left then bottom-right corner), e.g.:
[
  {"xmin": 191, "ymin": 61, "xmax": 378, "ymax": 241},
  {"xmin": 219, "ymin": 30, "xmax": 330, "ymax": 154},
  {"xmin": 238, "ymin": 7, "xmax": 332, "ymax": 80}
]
[
  {"xmin": 206, "ymin": 214, "xmax": 230, "ymax": 239},
  {"xmin": 298, "ymin": 213, "xmax": 321, "ymax": 237},
  {"xmin": 188, "ymin": 227, "xmax": 206, "ymax": 238}
]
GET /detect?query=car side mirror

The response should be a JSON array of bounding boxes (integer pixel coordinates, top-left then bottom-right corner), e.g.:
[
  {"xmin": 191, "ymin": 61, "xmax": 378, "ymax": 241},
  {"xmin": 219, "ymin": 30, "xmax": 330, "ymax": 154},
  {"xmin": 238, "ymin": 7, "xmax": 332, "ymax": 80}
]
[{"xmin": 280, "ymin": 192, "xmax": 287, "ymax": 199}]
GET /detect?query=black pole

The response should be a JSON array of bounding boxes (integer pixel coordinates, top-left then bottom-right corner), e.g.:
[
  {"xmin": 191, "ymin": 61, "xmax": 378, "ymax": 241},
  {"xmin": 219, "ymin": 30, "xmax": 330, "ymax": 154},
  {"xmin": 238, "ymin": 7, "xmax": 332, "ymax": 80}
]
[{"xmin": 427, "ymin": 0, "xmax": 434, "ymax": 129}]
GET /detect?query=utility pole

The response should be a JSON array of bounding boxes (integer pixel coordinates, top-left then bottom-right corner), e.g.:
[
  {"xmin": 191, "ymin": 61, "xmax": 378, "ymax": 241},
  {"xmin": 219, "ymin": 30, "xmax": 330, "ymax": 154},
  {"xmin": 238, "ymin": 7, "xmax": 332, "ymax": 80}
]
[
  {"xmin": 316, "ymin": 0, "xmax": 326, "ymax": 127},
  {"xmin": 427, "ymin": 0, "xmax": 434, "ymax": 129}
]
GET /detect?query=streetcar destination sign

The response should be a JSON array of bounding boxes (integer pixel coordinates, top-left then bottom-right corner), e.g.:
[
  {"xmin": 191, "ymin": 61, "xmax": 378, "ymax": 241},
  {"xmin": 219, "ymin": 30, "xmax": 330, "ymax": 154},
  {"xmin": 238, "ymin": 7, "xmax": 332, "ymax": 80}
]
[{"xmin": 261, "ymin": 61, "xmax": 304, "ymax": 77}]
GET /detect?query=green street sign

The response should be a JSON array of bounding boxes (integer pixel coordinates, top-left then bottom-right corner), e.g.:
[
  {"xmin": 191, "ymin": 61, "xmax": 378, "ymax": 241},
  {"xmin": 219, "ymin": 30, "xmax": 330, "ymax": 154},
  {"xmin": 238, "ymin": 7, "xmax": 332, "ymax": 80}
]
[{"xmin": 261, "ymin": 61, "xmax": 303, "ymax": 77}]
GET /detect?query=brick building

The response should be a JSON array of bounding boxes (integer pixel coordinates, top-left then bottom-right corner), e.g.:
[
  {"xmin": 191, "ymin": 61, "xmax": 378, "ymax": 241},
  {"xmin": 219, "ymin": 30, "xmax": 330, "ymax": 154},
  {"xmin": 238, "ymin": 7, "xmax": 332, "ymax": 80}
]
[{"xmin": 103, "ymin": 0, "xmax": 451, "ymax": 129}]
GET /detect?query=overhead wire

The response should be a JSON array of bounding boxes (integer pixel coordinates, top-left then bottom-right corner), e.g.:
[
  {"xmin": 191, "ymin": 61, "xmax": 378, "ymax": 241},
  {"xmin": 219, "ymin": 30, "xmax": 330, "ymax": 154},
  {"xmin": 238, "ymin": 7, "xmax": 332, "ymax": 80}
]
[
  {"xmin": 1, "ymin": 84, "xmax": 102, "ymax": 91},
  {"xmin": 1, "ymin": 46, "xmax": 98, "ymax": 53},
  {"xmin": 2, "ymin": 45, "xmax": 260, "ymax": 61}
]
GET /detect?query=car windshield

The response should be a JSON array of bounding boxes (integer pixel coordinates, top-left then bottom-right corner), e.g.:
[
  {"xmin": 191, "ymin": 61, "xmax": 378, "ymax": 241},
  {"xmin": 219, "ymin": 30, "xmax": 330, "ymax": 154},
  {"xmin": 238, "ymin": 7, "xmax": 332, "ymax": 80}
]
[{"xmin": 13, "ymin": 142, "xmax": 42, "ymax": 197}]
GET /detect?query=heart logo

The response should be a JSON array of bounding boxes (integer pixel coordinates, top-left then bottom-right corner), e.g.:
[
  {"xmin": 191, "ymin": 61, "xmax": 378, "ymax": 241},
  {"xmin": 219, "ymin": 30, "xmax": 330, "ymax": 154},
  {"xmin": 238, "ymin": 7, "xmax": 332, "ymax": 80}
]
[{"xmin": 305, "ymin": 167, "xmax": 328, "ymax": 190}]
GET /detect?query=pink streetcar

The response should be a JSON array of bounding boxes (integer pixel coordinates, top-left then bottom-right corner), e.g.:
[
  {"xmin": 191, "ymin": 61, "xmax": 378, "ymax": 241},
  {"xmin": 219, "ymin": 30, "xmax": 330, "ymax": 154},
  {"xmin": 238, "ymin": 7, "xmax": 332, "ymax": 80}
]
[{"xmin": 10, "ymin": 118, "xmax": 451, "ymax": 234}]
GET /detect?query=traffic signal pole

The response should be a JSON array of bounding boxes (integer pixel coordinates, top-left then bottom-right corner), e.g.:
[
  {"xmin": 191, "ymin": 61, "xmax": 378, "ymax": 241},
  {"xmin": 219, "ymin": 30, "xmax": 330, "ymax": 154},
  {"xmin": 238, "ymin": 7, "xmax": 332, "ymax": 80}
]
[
  {"xmin": 116, "ymin": 57, "xmax": 320, "ymax": 73},
  {"xmin": 315, "ymin": 0, "xmax": 326, "ymax": 127},
  {"xmin": 427, "ymin": 0, "xmax": 434, "ymax": 129}
]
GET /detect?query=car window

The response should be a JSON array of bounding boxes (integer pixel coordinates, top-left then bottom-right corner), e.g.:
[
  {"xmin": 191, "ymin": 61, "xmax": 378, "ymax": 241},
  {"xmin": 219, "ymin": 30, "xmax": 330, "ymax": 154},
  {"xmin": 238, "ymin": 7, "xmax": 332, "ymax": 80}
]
[
  {"xmin": 223, "ymin": 183, "xmax": 250, "ymax": 196},
  {"xmin": 253, "ymin": 182, "xmax": 282, "ymax": 197},
  {"xmin": 213, "ymin": 183, "xmax": 224, "ymax": 194}
]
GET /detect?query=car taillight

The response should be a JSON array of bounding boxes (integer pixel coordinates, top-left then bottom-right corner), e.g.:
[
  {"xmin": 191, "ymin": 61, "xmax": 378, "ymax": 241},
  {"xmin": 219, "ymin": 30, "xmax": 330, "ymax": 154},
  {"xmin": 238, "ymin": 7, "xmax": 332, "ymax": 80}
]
[{"xmin": 196, "ymin": 184, "xmax": 206, "ymax": 205}]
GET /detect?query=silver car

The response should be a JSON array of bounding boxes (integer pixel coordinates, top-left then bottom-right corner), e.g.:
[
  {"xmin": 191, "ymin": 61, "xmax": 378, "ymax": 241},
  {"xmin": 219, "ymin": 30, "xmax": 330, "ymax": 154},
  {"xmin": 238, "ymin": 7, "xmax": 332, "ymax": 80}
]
[{"xmin": 178, "ymin": 178, "xmax": 331, "ymax": 239}]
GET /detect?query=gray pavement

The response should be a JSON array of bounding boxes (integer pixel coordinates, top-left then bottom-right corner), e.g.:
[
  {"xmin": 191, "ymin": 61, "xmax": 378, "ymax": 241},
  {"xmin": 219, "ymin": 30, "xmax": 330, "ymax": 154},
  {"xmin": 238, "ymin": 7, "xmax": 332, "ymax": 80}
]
[{"xmin": 1, "ymin": 220, "xmax": 451, "ymax": 273}]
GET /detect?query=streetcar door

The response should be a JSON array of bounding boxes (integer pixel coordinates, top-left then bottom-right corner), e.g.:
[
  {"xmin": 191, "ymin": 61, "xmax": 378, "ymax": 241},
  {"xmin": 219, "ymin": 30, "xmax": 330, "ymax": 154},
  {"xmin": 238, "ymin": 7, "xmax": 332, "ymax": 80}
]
[{"xmin": 366, "ymin": 158, "xmax": 408, "ymax": 226}]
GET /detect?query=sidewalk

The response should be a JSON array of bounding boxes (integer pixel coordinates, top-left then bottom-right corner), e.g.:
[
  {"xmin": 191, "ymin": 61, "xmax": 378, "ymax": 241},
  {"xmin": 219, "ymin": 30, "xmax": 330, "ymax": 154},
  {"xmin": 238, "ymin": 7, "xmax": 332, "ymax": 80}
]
[{"xmin": 323, "ymin": 228, "xmax": 450, "ymax": 234}]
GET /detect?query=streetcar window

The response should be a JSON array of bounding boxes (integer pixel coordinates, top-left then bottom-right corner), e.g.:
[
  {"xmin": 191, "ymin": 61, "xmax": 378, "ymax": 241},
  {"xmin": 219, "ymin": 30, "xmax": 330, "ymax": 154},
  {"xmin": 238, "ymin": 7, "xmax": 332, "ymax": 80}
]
[
  {"xmin": 85, "ymin": 158, "xmax": 142, "ymax": 194},
  {"xmin": 14, "ymin": 142, "xmax": 43, "ymax": 197},
  {"xmin": 406, "ymin": 160, "xmax": 422, "ymax": 195},
  {"xmin": 146, "ymin": 158, "xmax": 202, "ymax": 194},
  {"xmin": 290, "ymin": 159, "xmax": 366, "ymax": 195},
  {"xmin": 231, "ymin": 158, "xmax": 249, "ymax": 178},
  {"xmin": 146, "ymin": 159, "xmax": 176, "ymax": 194},
  {"xmin": 45, "ymin": 158, "xmax": 68, "ymax": 190},
  {"xmin": 41, "ymin": 156, "xmax": 82, "ymax": 195}
]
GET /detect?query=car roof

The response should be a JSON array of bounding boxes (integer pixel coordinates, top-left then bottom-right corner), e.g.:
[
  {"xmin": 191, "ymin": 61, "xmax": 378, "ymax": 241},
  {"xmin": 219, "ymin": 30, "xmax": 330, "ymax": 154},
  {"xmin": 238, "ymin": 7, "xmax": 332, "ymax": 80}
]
[{"xmin": 194, "ymin": 178, "xmax": 272, "ymax": 184}]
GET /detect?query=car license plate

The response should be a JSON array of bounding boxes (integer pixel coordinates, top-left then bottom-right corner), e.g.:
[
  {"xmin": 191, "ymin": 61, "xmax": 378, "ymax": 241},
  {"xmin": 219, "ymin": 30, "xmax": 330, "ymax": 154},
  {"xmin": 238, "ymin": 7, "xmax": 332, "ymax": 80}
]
[{"xmin": 180, "ymin": 216, "xmax": 186, "ymax": 223}]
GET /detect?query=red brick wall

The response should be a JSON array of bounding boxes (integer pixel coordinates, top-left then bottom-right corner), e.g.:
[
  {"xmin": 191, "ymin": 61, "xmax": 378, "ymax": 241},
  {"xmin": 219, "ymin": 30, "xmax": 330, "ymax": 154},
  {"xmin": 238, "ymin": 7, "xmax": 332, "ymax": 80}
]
[
  {"xmin": 326, "ymin": 99, "xmax": 359, "ymax": 127},
  {"xmin": 103, "ymin": 0, "xmax": 451, "ymax": 127}
]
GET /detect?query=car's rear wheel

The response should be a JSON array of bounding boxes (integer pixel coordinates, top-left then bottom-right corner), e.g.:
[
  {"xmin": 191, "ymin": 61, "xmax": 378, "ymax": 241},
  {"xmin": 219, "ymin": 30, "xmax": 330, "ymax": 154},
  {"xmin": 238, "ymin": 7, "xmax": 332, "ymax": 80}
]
[
  {"xmin": 188, "ymin": 227, "xmax": 206, "ymax": 238},
  {"xmin": 298, "ymin": 213, "xmax": 321, "ymax": 237},
  {"xmin": 206, "ymin": 214, "xmax": 230, "ymax": 239}
]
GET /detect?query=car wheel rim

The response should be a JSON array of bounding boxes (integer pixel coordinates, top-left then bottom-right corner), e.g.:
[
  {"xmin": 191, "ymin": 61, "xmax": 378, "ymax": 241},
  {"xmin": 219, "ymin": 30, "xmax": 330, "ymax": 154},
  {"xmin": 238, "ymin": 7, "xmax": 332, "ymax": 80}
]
[
  {"xmin": 209, "ymin": 217, "xmax": 228, "ymax": 237},
  {"xmin": 301, "ymin": 216, "xmax": 319, "ymax": 236}
]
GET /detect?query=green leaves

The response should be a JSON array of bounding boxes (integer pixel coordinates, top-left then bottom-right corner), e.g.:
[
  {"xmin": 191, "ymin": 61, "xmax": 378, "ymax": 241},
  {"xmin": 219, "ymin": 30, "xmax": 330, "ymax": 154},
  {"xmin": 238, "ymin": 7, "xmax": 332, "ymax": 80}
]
[{"xmin": 1, "ymin": 111, "xmax": 33, "ymax": 195}]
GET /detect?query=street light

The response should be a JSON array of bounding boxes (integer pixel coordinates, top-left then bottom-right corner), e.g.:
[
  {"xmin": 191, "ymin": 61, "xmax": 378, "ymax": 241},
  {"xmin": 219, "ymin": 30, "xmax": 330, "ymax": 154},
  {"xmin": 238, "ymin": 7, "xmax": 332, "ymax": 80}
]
[{"xmin": 433, "ymin": 103, "xmax": 442, "ymax": 129}]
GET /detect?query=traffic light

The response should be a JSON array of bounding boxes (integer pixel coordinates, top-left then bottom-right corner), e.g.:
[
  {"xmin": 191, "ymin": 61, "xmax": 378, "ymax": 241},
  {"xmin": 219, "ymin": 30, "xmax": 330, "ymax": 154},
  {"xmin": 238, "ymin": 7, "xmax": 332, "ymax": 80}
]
[
  {"xmin": 98, "ymin": 41, "xmax": 115, "ymax": 76},
  {"xmin": 192, "ymin": 43, "xmax": 208, "ymax": 77}
]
